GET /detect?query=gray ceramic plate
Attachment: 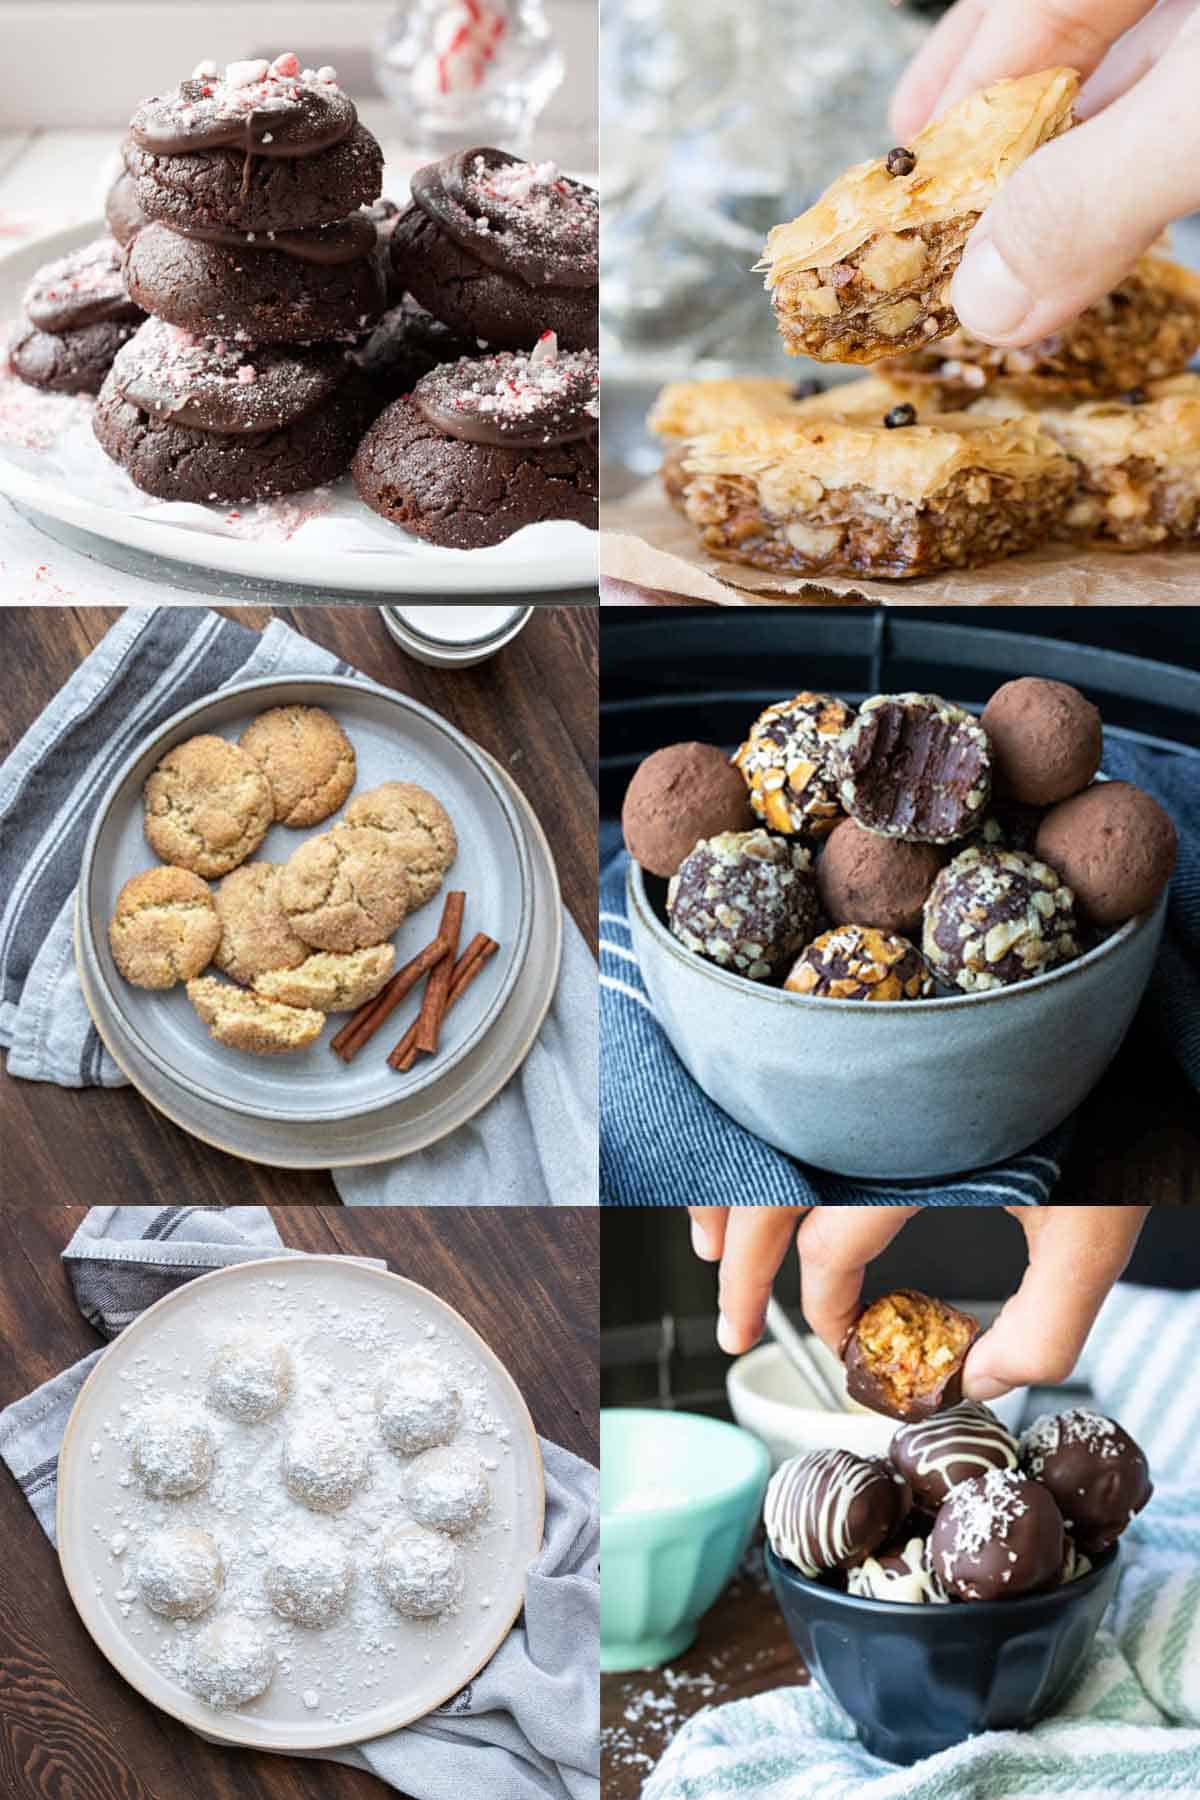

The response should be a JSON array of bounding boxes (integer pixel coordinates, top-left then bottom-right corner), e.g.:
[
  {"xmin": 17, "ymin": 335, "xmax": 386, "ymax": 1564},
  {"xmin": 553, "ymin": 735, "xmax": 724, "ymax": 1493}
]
[
  {"xmin": 75, "ymin": 749, "xmax": 564, "ymax": 1169},
  {"xmin": 77, "ymin": 675, "xmax": 533, "ymax": 1125}
]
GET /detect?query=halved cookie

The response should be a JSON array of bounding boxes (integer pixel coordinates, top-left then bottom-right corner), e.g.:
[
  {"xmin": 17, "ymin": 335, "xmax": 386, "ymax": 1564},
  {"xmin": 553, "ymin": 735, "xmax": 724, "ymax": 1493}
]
[
  {"xmin": 253, "ymin": 944, "xmax": 396, "ymax": 1012},
  {"xmin": 186, "ymin": 976, "xmax": 324, "ymax": 1054}
]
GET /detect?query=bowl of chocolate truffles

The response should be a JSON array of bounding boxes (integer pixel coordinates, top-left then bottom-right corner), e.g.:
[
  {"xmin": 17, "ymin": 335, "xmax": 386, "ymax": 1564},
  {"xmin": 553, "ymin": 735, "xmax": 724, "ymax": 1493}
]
[
  {"xmin": 621, "ymin": 677, "xmax": 1177, "ymax": 1178},
  {"xmin": 762, "ymin": 1289, "xmax": 1152, "ymax": 1764}
]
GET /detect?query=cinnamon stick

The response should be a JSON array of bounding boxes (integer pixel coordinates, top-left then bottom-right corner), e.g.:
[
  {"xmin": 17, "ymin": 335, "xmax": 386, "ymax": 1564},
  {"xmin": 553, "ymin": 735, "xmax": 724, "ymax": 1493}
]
[
  {"xmin": 388, "ymin": 936, "xmax": 499, "ymax": 1073},
  {"xmin": 413, "ymin": 891, "xmax": 465, "ymax": 1056},
  {"xmin": 330, "ymin": 933, "xmax": 449, "ymax": 1063}
]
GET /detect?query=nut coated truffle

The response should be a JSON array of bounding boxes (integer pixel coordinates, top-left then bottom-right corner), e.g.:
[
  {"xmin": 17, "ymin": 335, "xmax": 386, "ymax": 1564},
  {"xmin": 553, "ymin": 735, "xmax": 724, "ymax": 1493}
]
[
  {"xmin": 923, "ymin": 846, "xmax": 1080, "ymax": 992},
  {"xmin": 931, "ymin": 1468, "xmax": 1065, "ymax": 1601},
  {"xmin": 890, "ymin": 1402, "xmax": 1019, "ymax": 1513},
  {"xmin": 784, "ymin": 924, "xmax": 933, "ymax": 1001},
  {"xmin": 765, "ymin": 1448, "xmax": 912, "ymax": 1577},
  {"xmin": 816, "ymin": 818, "xmax": 944, "ymax": 937},
  {"xmin": 1020, "ymin": 1409, "xmax": 1152, "ymax": 1554},
  {"xmin": 981, "ymin": 677, "xmax": 1102, "ymax": 808},
  {"xmin": 833, "ymin": 693, "xmax": 992, "ymax": 844},
  {"xmin": 842, "ymin": 1290, "xmax": 980, "ymax": 1422},
  {"xmin": 621, "ymin": 742, "xmax": 755, "ymax": 879},
  {"xmin": 1035, "ymin": 781, "xmax": 1177, "ymax": 927},
  {"xmin": 733, "ymin": 691, "xmax": 855, "ymax": 838},
  {"xmin": 667, "ymin": 829, "xmax": 817, "ymax": 981}
]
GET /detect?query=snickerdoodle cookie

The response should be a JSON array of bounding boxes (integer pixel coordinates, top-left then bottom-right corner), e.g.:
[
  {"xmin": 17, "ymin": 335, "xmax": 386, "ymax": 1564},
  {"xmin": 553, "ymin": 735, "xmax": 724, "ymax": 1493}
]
[
  {"xmin": 340, "ymin": 783, "xmax": 457, "ymax": 908},
  {"xmin": 186, "ymin": 977, "xmax": 324, "ymax": 1055},
  {"xmin": 253, "ymin": 944, "xmax": 396, "ymax": 1012},
  {"xmin": 108, "ymin": 866, "xmax": 221, "ymax": 989},
  {"xmin": 279, "ymin": 827, "xmax": 412, "ymax": 951},
  {"xmin": 212, "ymin": 863, "xmax": 310, "ymax": 986},
  {"xmin": 144, "ymin": 735, "xmax": 273, "ymax": 878},
  {"xmin": 239, "ymin": 706, "xmax": 357, "ymax": 828}
]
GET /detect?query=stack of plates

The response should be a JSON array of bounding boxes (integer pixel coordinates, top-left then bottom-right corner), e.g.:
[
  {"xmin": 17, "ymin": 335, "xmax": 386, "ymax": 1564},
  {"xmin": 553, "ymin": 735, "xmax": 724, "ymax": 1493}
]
[{"xmin": 74, "ymin": 674, "xmax": 562, "ymax": 1168}]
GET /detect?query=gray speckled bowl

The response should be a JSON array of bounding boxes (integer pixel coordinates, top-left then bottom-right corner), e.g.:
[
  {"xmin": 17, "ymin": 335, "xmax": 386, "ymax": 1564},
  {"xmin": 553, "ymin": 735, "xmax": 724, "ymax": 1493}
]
[{"xmin": 627, "ymin": 858, "xmax": 1166, "ymax": 1179}]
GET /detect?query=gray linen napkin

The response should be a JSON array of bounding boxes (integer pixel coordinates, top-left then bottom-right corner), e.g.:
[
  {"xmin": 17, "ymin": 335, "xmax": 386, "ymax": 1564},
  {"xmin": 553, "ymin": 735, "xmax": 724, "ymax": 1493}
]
[
  {"xmin": 0, "ymin": 1205, "xmax": 599, "ymax": 1800},
  {"xmin": 0, "ymin": 607, "xmax": 596, "ymax": 1204}
]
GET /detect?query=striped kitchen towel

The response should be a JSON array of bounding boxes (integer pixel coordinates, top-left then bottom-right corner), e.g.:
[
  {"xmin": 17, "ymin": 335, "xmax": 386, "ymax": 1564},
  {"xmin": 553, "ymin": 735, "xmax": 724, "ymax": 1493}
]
[
  {"xmin": 640, "ymin": 1281, "xmax": 1200, "ymax": 1799},
  {"xmin": 0, "ymin": 607, "xmax": 595, "ymax": 1206},
  {"xmin": 600, "ymin": 736, "xmax": 1198, "ymax": 1208},
  {"xmin": 0, "ymin": 1205, "xmax": 599, "ymax": 1800}
]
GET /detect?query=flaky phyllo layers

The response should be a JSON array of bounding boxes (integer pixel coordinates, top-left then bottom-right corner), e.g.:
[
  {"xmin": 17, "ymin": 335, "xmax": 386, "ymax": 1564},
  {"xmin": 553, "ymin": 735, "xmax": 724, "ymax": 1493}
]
[
  {"xmin": 673, "ymin": 409, "xmax": 1075, "ymax": 579},
  {"xmin": 759, "ymin": 68, "xmax": 1079, "ymax": 363}
]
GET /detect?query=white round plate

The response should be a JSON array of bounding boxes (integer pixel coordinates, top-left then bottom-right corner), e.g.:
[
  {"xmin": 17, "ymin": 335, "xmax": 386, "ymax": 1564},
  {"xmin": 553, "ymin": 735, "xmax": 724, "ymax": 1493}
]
[
  {"xmin": 77, "ymin": 674, "xmax": 533, "ymax": 1125},
  {"xmin": 75, "ymin": 745, "xmax": 564, "ymax": 1167},
  {"xmin": 57, "ymin": 1255, "xmax": 545, "ymax": 1751},
  {"xmin": 0, "ymin": 222, "xmax": 597, "ymax": 595}
]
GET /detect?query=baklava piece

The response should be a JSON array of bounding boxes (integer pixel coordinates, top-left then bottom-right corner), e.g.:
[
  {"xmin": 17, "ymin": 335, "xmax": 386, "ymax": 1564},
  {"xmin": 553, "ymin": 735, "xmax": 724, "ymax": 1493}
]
[{"xmin": 759, "ymin": 68, "xmax": 1078, "ymax": 363}]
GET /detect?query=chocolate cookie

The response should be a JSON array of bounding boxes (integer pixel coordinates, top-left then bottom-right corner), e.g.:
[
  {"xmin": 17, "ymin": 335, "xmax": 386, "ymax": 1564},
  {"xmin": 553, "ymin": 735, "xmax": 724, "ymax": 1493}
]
[
  {"xmin": 9, "ymin": 316, "xmax": 142, "ymax": 395},
  {"xmin": 23, "ymin": 236, "xmax": 142, "ymax": 333},
  {"xmin": 349, "ymin": 296, "xmax": 477, "ymax": 407},
  {"xmin": 366, "ymin": 198, "xmax": 406, "ymax": 305},
  {"xmin": 126, "ymin": 120, "xmax": 383, "ymax": 235},
  {"xmin": 392, "ymin": 147, "xmax": 597, "ymax": 351},
  {"xmin": 352, "ymin": 339, "xmax": 598, "ymax": 547},
  {"xmin": 124, "ymin": 218, "xmax": 385, "ymax": 344},
  {"xmin": 106, "ymin": 170, "xmax": 145, "ymax": 246},
  {"xmin": 106, "ymin": 318, "xmax": 351, "ymax": 434}
]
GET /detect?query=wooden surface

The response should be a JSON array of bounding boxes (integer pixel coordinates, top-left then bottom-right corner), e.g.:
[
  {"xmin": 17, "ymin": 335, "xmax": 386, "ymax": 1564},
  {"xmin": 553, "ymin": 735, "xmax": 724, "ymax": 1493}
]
[
  {"xmin": 0, "ymin": 1203, "xmax": 598, "ymax": 1800},
  {"xmin": 0, "ymin": 604, "xmax": 597, "ymax": 1206}
]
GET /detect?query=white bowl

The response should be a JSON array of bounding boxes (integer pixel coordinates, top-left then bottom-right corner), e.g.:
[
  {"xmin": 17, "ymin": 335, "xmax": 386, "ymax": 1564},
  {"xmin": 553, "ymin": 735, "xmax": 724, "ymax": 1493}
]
[{"xmin": 726, "ymin": 1341, "xmax": 1028, "ymax": 1469}]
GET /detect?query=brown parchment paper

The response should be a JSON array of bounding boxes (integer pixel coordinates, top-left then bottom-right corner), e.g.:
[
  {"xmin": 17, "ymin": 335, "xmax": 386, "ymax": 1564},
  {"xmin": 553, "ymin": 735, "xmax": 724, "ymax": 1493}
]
[{"xmin": 600, "ymin": 476, "xmax": 1200, "ymax": 607}]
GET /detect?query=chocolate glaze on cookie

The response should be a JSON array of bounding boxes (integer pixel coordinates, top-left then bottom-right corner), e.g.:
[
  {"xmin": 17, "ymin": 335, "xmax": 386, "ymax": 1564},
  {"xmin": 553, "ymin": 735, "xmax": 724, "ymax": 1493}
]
[
  {"xmin": 412, "ymin": 337, "xmax": 598, "ymax": 447},
  {"xmin": 105, "ymin": 170, "xmax": 145, "ymax": 247},
  {"xmin": 409, "ymin": 148, "xmax": 597, "ymax": 290},
  {"xmin": 129, "ymin": 55, "xmax": 356, "ymax": 158},
  {"xmin": 124, "ymin": 121, "xmax": 383, "ymax": 236},
  {"xmin": 23, "ymin": 237, "xmax": 142, "ymax": 333},
  {"xmin": 109, "ymin": 318, "xmax": 350, "ymax": 433}
]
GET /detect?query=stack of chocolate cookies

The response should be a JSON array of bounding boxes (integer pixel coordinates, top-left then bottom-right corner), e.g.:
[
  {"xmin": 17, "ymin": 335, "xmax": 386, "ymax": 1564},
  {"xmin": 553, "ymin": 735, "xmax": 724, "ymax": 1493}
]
[
  {"xmin": 9, "ymin": 237, "xmax": 144, "ymax": 396},
  {"xmin": 352, "ymin": 146, "xmax": 599, "ymax": 548},
  {"xmin": 95, "ymin": 54, "xmax": 386, "ymax": 504}
]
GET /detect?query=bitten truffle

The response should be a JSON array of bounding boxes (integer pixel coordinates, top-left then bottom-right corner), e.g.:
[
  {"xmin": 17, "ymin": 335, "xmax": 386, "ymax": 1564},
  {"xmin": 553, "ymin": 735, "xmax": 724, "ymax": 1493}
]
[
  {"xmin": 784, "ymin": 924, "xmax": 932, "ymax": 1001},
  {"xmin": 1020, "ymin": 1409, "xmax": 1152, "ymax": 1554},
  {"xmin": 981, "ymin": 677, "xmax": 1102, "ymax": 807},
  {"xmin": 923, "ymin": 846, "xmax": 1080, "ymax": 991},
  {"xmin": 816, "ymin": 818, "xmax": 944, "ymax": 937},
  {"xmin": 842, "ymin": 1290, "xmax": 980, "ymax": 1422},
  {"xmin": 833, "ymin": 693, "xmax": 992, "ymax": 843},
  {"xmin": 733, "ymin": 691, "xmax": 855, "ymax": 838},
  {"xmin": 622, "ymin": 742, "xmax": 755, "ymax": 878},
  {"xmin": 930, "ymin": 1468, "xmax": 1065, "ymax": 1601},
  {"xmin": 667, "ymin": 829, "xmax": 818, "ymax": 980},
  {"xmin": 1035, "ymin": 780, "xmax": 1177, "ymax": 927},
  {"xmin": 765, "ymin": 1448, "xmax": 912, "ymax": 1577}
]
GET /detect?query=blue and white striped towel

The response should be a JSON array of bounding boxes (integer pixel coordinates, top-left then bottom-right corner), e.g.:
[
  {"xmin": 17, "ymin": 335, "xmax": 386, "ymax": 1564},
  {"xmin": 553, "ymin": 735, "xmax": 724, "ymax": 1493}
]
[
  {"xmin": 601, "ymin": 737, "xmax": 1198, "ymax": 1207},
  {"xmin": 643, "ymin": 1280, "xmax": 1200, "ymax": 1799},
  {"xmin": 0, "ymin": 607, "xmax": 596, "ymax": 1206}
]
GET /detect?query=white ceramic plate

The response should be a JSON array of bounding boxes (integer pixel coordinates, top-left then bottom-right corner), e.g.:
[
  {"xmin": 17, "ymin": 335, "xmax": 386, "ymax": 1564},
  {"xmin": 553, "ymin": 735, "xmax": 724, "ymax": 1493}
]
[
  {"xmin": 75, "ymin": 745, "xmax": 564, "ymax": 1168},
  {"xmin": 57, "ymin": 1255, "xmax": 545, "ymax": 1750},
  {"xmin": 0, "ymin": 222, "xmax": 597, "ymax": 595},
  {"xmin": 76, "ymin": 674, "xmax": 533, "ymax": 1125}
]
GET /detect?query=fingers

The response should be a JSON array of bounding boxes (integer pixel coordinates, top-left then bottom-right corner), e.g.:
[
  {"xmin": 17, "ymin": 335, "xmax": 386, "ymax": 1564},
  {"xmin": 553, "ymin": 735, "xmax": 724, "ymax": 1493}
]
[
  {"xmin": 963, "ymin": 1206, "xmax": 1148, "ymax": 1400},
  {"xmin": 688, "ymin": 1207, "xmax": 728, "ymax": 1262},
  {"xmin": 714, "ymin": 1210, "xmax": 805, "ymax": 1354},
  {"xmin": 795, "ymin": 1207, "xmax": 920, "ymax": 1357},
  {"xmin": 1079, "ymin": 0, "xmax": 1200, "ymax": 117},
  {"xmin": 952, "ymin": 34, "xmax": 1200, "ymax": 345},
  {"xmin": 891, "ymin": 0, "xmax": 989, "ymax": 139},
  {"xmin": 931, "ymin": 0, "xmax": 1155, "ymax": 118}
]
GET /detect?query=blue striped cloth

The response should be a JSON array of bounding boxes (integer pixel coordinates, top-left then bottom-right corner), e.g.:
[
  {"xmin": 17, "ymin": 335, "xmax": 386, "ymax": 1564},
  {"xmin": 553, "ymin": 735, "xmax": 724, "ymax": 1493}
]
[
  {"xmin": 642, "ymin": 1281, "xmax": 1200, "ymax": 1799},
  {"xmin": 601, "ymin": 741, "xmax": 1198, "ymax": 1207}
]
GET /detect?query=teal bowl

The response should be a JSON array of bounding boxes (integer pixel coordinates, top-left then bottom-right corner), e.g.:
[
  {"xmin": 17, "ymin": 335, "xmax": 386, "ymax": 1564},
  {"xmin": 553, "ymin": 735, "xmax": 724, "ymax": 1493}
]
[{"xmin": 600, "ymin": 1408, "xmax": 770, "ymax": 1672}]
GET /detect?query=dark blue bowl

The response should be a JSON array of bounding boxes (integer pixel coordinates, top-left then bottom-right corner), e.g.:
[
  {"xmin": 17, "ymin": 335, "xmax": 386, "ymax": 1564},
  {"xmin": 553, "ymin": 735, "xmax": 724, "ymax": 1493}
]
[{"xmin": 766, "ymin": 1542, "xmax": 1119, "ymax": 1764}]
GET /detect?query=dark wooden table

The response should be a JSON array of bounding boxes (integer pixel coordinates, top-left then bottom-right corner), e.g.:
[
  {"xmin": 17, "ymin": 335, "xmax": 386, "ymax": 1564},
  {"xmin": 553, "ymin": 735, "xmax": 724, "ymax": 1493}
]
[
  {"xmin": 0, "ymin": 1203, "xmax": 598, "ymax": 1800},
  {"xmin": 0, "ymin": 605, "xmax": 596, "ymax": 1206}
]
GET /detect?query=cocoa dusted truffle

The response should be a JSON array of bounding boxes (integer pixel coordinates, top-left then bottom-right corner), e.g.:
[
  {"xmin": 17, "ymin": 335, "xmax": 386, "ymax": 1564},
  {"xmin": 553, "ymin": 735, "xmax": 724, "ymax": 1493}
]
[
  {"xmin": 784, "ymin": 924, "xmax": 933, "ymax": 1001},
  {"xmin": 765, "ymin": 1448, "xmax": 912, "ymax": 1577},
  {"xmin": 923, "ymin": 846, "xmax": 1080, "ymax": 992},
  {"xmin": 667, "ymin": 829, "xmax": 818, "ymax": 980},
  {"xmin": 621, "ymin": 742, "xmax": 755, "ymax": 879},
  {"xmin": 1020, "ymin": 1409, "xmax": 1152, "ymax": 1554},
  {"xmin": 842, "ymin": 1290, "xmax": 980, "ymax": 1423},
  {"xmin": 833, "ymin": 693, "xmax": 992, "ymax": 844},
  {"xmin": 930, "ymin": 1468, "xmax": 1065, "ymax": 1601},
  {"xmin": 1035, "ymin": 781, "xmax": 1177, "ymax": 927},
  {"xmin": 846, "ymin": 1534, "xmax": 950, "ymax": 1603},
  {"xmin": 733, "ymin": 691, "xmax": 855, "ymax": 838},
  {"xmin": 816, "ymin": 818, "xmax": 945, "ymax": 937},
  {"xmin": 981, "ymin": 677, "xmax": 1102, "ymax": 807},
  {"xmin": 891, "ymin": 1402, "xmax": 1019, "ymax": 1513}
]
